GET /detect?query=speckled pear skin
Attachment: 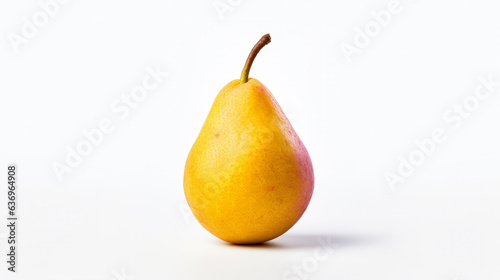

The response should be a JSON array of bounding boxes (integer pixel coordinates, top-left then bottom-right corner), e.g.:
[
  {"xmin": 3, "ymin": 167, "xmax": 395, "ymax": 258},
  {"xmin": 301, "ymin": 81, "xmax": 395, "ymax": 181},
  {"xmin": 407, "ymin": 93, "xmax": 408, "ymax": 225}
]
[{"xmin": 184, "ymin": 78, "xmax": 314, "ymax": 244}]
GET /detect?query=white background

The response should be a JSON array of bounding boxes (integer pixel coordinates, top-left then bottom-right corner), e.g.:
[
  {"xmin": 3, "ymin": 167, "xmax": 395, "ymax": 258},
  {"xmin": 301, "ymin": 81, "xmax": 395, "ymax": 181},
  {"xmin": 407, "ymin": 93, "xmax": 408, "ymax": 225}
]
[{"xmin": 1, "ymin": 0, "xmax": 500, "ymax": 279}]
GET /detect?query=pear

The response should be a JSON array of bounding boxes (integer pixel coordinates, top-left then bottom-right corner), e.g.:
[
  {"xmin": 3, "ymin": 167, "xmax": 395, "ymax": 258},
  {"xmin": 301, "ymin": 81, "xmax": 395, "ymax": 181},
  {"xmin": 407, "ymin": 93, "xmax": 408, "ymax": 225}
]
[{"xmin": 184, "ymin": 34, "xmax": 314, "ymax": 244}]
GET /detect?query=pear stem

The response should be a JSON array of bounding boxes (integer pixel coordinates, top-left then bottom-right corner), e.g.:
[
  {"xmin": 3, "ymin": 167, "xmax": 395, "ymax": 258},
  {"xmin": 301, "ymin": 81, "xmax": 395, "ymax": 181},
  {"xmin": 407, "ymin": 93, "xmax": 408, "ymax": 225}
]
[{"xmin": 240, "ymin": 34, "xmax": 271, "ymax": 84}]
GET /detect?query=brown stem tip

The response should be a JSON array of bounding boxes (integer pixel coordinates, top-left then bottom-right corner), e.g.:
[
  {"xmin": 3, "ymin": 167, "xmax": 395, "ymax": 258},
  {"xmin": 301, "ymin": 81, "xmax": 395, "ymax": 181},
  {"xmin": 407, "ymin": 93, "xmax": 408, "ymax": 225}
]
[{"xmin": 240, "ymin": 34, "xmax": 271, "ymax": 84}]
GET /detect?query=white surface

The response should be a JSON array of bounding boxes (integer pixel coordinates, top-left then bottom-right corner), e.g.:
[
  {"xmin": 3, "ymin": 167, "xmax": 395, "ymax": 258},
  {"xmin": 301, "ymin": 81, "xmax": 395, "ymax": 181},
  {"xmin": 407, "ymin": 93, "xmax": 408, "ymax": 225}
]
[{"xmin": 1, "ymin": 0, "xmax": 500, "ymax": 279}]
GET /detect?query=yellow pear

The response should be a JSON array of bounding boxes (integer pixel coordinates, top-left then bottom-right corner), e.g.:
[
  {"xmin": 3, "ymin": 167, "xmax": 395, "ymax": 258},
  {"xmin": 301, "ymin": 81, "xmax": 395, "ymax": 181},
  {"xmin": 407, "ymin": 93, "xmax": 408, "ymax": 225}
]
[{"xmin": 184, "ymin": 34, "xmax": 314, "ymax": 244}]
